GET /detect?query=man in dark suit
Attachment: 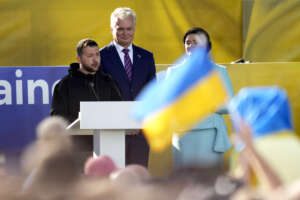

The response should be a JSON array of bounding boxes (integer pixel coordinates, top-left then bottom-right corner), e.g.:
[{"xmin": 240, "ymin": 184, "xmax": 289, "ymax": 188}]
[{"xmin": 100, "ymin": 7, "xmax": 156, "ymax": 167}]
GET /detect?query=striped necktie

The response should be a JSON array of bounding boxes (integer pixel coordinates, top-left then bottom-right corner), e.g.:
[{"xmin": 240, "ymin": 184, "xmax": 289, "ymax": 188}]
[{"xmin": 122, "ymin": 48, "xmax": 132, "ymax": 81}]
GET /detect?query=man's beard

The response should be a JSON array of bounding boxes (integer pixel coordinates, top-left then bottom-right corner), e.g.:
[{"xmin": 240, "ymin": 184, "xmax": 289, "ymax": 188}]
[{"xmin": 83, "ymin": 63, "xmax": 99, "ymax": 73}]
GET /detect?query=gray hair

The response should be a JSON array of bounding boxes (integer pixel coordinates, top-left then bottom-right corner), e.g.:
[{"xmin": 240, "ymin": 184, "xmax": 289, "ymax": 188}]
[{"xmin": 110, "ymin": 7, "xmax": 136, "ymax": 28}]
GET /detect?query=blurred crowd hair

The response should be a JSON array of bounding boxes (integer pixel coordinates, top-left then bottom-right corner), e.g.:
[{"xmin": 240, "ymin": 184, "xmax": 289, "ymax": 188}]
[{"xmin": 1, "ymin": 116, "xmax": 299, "ymax": 199}]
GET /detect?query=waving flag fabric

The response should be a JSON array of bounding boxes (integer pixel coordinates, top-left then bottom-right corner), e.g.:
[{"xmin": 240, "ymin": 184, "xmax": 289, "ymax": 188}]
[
  {"xmin": 133, "ymin": 48, "xmax": 229, "ymax": 151},
  {"xmin": 228, "ymin": 87, "xmax": 300, "ymax": 184},
  {"xmin": 228, "ymin": 87, "xmax": 293, "ymax": 138}
]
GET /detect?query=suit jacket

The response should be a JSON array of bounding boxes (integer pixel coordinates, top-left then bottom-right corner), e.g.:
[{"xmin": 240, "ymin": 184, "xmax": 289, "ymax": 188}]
[{"xmin": 100, "ymin": 43, "xmax": 156, "ymax": 100}]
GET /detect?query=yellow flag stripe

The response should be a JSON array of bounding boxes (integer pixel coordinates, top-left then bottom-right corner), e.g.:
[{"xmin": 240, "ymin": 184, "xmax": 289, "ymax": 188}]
[{"xmin": 143, "ymin": 71, "xmax": 228, "ymax": 151}]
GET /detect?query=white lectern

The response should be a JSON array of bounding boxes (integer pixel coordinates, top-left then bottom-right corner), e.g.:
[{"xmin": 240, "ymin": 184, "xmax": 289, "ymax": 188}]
[{"xmin": 67, "ymin": 101, "xmax": 141, "ymax": 167}]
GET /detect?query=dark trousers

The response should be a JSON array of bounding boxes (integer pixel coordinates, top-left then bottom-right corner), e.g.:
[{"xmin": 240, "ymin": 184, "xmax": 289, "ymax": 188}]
[{"xmin": 125, "ymin": 134, "xmax": 149, "ymax": 167}]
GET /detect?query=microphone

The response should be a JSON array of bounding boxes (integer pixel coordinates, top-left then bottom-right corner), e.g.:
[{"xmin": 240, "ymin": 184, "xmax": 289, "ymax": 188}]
[{"xmin": 88, "ymin": 82, "xmax": 100, "ymax": 101}]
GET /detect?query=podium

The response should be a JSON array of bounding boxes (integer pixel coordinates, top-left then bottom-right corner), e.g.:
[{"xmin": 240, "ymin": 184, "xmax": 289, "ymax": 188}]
[{"xmin": 67, "ymin": 101, "xmax": 141, "ymax": 167}]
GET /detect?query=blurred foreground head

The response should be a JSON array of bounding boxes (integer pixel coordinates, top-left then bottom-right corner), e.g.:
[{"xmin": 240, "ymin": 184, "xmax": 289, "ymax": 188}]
[
  {"xmin": 22, "ymin": 117, "xmax": 73, "ymax": 172},
  {"xmin": 36, "ymin": 116, "xmax": 70, "ymax": 141},
  {"xmin": 166, "ymin": 166, "xmax": 243, "ymax": 200},
  {"xmin": 84, "ymin": 155, "xmax": 118, "ymax": 178},
  {"xmin": 21, "ymin": 117, "xmax": 80, "ymax": 198},
  {"xmin": 110, "ymin": 164, "xmax": 151, "ymax": 184}
]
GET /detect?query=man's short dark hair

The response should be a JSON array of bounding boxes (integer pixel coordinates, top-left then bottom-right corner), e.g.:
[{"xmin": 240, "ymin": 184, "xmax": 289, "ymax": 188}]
[
  {"xmin": 183, "ymin": 27, "xmax": 212, "ymax": 51},
  {"xmin": 76, "ymin": 39, "xmax": 99, "ymax": 56}
]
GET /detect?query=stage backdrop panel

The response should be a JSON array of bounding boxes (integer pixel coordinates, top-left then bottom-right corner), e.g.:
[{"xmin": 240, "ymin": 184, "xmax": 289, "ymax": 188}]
[
  {"xmin": 0, "ymin": 0, "xmax": 242, "ymax": 66},
  {"xmin": 244, "ymin": 0, "xmax": 300, "ymax": 62},
  {"xmin": 0, "ymin": 66, "xmax": 68, "ymax": 151}
]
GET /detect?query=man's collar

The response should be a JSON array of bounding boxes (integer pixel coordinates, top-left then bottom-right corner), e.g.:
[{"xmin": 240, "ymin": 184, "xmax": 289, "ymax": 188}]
[{"xmin": 113, "ymin": 40, "xmax": 133, "ymax": 52}]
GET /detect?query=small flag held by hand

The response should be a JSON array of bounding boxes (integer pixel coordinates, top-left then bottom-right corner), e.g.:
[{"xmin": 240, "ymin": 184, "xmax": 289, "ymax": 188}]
[
  {"xmin": 133, "ymin": 48, "xmax": 229, "ymax": 152},
  {"xmin": 228, "ymin": 87, "xmax": 293, "ymax": 138}
]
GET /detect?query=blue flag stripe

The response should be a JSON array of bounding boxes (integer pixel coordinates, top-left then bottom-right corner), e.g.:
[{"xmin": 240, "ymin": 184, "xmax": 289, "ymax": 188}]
[{"xmin": 134, "ymin": 48, "xmax": 213, "ymax": 120}]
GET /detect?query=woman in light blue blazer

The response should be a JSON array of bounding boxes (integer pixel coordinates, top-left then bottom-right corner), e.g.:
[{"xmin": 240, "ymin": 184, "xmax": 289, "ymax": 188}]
[{"xmin": 166, "ymin": 27, "xmax": 234, "ymax": 168}]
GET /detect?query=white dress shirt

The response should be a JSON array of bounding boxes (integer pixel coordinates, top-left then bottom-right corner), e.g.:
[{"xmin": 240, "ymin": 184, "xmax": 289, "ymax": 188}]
[{"xmin": 113, "ymin": 41, "xmax": 133, "ymax": 68}]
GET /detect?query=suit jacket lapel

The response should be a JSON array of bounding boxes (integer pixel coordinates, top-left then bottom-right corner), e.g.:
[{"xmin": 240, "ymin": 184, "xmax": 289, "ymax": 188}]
[
  {"xmin": 108, "ymin": 44, "xmax": 131, "ymax": 83},
  {"xmin": 109, "ymin": 43, "xmax": 124, "ymax": 71},
  {"xmin": 132, "ymin": 45, "xmax": 143, "ymax": 84}
]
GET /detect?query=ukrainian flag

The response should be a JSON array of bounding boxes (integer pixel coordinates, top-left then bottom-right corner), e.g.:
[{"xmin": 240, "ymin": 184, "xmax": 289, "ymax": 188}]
[
  {"xmin": 133, "ymin": 48, "xmax": 229, "ymax": 152},
  {"xmin": 228, "ymin": 87, "xmax": 293, "ymax": 137},
  {"xmin": 228, "ymin": 87, "xmax": 300, "ymax": 184}
]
